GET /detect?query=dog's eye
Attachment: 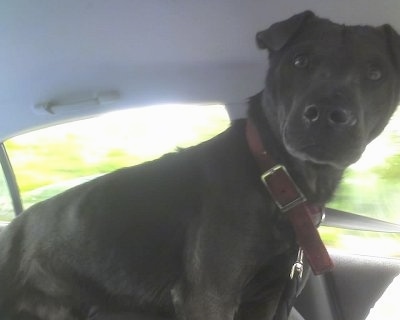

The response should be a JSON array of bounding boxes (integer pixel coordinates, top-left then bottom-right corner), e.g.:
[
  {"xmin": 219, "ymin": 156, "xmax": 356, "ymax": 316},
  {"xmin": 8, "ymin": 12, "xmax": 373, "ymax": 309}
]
[
  {"xmin": 366, "ymin": 65, "xmax": 382, "ymax": 81},
  {"xmin": 293, "ymin": 55, "xmax": 309, "ymax": 68}
]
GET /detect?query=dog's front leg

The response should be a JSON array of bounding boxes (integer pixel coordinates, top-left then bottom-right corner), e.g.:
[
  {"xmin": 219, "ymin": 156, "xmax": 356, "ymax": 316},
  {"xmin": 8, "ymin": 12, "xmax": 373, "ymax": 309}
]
[
  {"xmin": 235, "ymin": 285, "xmax": 287, "ymax": 320},
  {"xmin": 172, "ymin": 206, "xmax": 262, "ymax": 320},
  {"xmin": 171, "ymin": 281, "xmax": 239, "ymax": 320}
]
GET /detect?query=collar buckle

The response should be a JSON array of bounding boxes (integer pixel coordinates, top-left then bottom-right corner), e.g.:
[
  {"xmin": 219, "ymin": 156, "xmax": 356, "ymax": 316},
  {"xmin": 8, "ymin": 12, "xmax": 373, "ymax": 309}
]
[{"xmin": 261, "ymin": 164, "xmax": 306, "ymax": 212}]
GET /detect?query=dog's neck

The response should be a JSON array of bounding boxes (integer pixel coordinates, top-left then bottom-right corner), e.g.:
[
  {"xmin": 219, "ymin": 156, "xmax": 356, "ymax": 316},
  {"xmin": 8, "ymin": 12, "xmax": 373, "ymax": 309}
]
[
  {"xmin": 247, "ymin": 92, "xmax": 344, "ymax": 205},
  {"xmin": 245, "ymin": 97, "xmax": 335, "ymax": 275}
]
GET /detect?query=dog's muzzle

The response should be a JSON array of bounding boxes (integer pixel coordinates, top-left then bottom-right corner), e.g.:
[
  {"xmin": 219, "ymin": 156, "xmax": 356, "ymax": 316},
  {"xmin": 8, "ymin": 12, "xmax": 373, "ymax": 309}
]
[{"xmin": 282, "ymin": 95, "xmax": 364, "ymax": 168}]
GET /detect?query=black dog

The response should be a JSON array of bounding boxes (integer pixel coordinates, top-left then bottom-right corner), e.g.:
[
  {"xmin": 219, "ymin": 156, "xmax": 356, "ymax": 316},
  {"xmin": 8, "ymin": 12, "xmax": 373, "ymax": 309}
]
[{"xmin": 1, "ymin": 11, "xmax": 400, "ymax": 320}]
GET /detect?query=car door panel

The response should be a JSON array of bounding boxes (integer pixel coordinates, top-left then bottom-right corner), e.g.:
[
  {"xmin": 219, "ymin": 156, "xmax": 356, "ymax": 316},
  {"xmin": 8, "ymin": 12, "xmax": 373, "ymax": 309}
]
[{"xmin": 295, "ymin": 250, "xmax": 400, "ymax": 320}]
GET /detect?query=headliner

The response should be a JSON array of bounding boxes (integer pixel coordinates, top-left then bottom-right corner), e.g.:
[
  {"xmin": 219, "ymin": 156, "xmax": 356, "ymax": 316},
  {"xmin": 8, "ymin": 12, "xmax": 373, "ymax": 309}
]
[{"xmin": 1, "ymin": 0, "xmax": 400, "ymax": 139}]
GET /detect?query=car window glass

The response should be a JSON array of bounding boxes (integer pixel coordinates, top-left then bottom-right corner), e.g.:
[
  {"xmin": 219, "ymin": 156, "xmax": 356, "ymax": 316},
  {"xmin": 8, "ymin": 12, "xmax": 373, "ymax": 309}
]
[
  {"xmin": 323, "ymin": 109, "xmax": 400, "ymax": 257},
  {"xmin": 4, "ymin": 105, "xmax": 230, "ymax": 216},
  {"xmin": 0, "ymin": 164, "xmax": 14, "ymax": 223},
  {"xmin": 328, "ymin": 109, "xmax": 400, "ymax": 223},
  {"xmin": 3, "ymin": 105, "xmax": 400, "ymax": 258}
]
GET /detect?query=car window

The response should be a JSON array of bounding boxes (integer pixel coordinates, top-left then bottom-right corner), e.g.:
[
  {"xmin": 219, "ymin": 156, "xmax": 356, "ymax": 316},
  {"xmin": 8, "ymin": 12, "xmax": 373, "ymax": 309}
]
[
  {"xmin": 0, "ymin": 165, "xmax": 14, "ymax": 224},
  {"xmin": 3, "ymin": 105, "xmax": 400, "ymax": 258},
  {"xmin": 4, "ymin": 105, "xmax": 230, "ymax": 217},
  {"xmin": 323, "ymin": 109, "xmax": 400, "ymax": 257},
  {"xmin": 328, "ymin": 109, "xmax": 400, "ymax": 223}
]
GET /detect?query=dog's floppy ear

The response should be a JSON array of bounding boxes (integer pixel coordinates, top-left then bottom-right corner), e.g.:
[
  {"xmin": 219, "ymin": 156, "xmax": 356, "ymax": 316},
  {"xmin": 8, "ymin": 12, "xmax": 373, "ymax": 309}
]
[
  {"xmin": 380, "ymin": 24, "xmax": 400, "ymax": 71},
  {"xmin": 256, "ymin": 10, "xmax": 315, "ymax": 51}
]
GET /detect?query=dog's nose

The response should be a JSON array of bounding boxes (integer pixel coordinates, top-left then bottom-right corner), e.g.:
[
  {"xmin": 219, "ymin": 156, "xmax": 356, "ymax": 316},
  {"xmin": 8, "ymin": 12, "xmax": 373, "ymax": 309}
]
[
  {"xmin": 303, "ymin": 105, "xmax": 320, "ymax": 122},
  {"xmin": 328, "ymin": 108, "xmax": 356, "ymax": 126},
  {"xmin": 303, "ymin": 105, "xmax": 356, "ymax": 127}
]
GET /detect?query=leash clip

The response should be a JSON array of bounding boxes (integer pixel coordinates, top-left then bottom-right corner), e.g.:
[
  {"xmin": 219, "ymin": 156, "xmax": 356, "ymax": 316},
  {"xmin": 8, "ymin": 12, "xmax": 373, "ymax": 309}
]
[{"xmin": 290, "ymin": 248, "xmax": 304, "ymax": 280}]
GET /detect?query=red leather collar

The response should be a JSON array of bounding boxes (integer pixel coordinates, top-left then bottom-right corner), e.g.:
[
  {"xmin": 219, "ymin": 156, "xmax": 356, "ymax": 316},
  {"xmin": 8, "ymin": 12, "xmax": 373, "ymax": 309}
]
[{"xmin": 246, "ymin": 119, "xmax": 334, "ymax": 275}]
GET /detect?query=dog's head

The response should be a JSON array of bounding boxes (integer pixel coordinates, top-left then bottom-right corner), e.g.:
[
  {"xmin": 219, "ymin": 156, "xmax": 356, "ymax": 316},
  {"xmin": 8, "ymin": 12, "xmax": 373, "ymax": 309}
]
[{"xmin": 256, "ymin": 11, "xmax": 400, "ymax": 169}]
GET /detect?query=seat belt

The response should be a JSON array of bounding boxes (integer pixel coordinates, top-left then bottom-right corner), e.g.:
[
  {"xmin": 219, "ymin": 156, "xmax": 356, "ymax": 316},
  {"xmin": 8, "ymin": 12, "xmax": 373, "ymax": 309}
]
[{"xmin": 323, "ymin": 208, "xmax": 400, "ymax": 233}]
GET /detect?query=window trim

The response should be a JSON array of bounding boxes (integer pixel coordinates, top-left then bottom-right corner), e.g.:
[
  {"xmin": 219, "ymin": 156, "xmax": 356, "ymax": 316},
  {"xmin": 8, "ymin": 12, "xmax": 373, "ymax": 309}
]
[{"xmin": 0, "ymin": 143, "xmax": 23, "ymax": 215}]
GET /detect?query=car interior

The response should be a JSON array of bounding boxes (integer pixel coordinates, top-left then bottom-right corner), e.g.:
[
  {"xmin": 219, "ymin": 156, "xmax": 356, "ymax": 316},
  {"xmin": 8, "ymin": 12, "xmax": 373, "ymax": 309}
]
[{"xmin": 1, "ymin": 1, "xmax": 400, "ymax": 319}]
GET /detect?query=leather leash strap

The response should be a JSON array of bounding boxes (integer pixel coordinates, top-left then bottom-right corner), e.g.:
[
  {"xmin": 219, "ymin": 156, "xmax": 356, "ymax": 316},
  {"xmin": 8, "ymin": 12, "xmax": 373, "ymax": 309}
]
[{"xmin": 246, "ymin": 119, "xmax": 334, "ymax": 275}]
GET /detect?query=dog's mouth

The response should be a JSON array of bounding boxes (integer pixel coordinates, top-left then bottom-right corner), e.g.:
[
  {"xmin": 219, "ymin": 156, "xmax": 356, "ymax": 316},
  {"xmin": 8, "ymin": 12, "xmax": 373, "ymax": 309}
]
[
  {"xmin": 282, "ymin": 129, "xmax": 366, "ymax": 169},
  {"xmin": 285, "ymin": 142, "xmax": 364, "ymax": 169}
]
